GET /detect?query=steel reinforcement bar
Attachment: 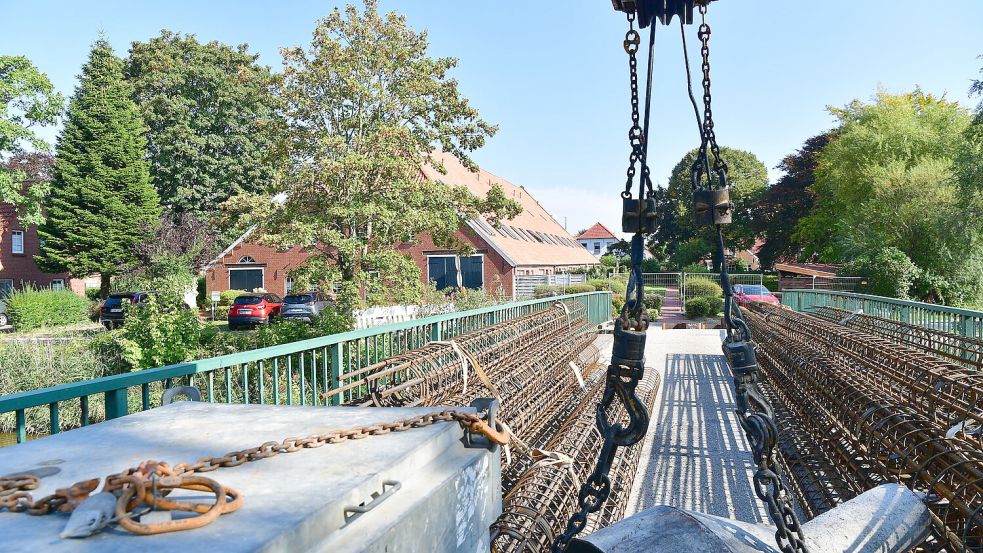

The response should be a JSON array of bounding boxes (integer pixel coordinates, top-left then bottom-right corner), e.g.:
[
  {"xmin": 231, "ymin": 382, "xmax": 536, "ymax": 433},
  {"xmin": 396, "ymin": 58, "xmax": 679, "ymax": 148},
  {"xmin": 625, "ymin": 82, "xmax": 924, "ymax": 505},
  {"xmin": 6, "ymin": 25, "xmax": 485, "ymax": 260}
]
[
  {"xmin": 747, "ymin": 303, "xmax": 983, "ymax": 452},
  {"xmin": 745, "ymin": 307, "xmax": 983, "ymax": 552},
  {"xmin": 810, "ymin": 306, "xmax": 983, "ymax": 371},
  {"xmin": 489, "ymin": 365, "xmax": 662, "ymax": 552}
]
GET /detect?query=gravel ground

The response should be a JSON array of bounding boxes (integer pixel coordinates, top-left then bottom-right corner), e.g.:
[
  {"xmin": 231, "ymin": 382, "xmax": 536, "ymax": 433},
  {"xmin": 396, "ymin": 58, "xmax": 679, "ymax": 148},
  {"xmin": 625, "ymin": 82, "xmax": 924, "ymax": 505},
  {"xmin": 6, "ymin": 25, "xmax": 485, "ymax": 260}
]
[{"xmin": 623, "ymin": 329, "xmax": 770, "ymax": 524}]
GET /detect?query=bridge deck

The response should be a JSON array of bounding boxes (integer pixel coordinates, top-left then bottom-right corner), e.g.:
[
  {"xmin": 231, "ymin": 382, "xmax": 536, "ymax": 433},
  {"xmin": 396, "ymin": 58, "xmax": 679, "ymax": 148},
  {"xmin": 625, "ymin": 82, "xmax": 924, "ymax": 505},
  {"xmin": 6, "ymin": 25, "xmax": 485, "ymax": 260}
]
[{"xmin": 618, "ymin": 329, "xmax": 769, "ymax": 524}]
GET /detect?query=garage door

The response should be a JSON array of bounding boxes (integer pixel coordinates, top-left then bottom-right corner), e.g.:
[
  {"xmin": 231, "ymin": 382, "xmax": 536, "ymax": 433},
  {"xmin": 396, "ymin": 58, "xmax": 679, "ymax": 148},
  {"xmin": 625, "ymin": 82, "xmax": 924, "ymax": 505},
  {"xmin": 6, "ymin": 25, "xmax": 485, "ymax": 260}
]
[{"xmin": 230, "ymin": 269, "xmax": 264, "ymax": 292}]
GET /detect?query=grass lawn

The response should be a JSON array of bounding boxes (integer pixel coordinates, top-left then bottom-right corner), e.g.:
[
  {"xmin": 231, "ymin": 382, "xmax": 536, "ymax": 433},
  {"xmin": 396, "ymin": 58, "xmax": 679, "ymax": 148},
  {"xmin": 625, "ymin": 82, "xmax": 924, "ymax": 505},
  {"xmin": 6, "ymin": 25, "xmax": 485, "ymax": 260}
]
[{"xmin": 644, "ymin": 286, "xmax": 668, "ymax": 296}]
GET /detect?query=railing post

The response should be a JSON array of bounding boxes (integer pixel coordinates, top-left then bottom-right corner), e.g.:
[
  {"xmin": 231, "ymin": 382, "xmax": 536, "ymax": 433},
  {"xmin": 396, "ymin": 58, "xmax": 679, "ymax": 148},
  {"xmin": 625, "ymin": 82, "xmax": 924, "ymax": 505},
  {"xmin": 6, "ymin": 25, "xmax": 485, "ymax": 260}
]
[
  {"xmin": 104, "ymin": 388, "xmax": 128, "ymax": 420},
  {"xmin": 430, "ymin": 322, "xmax": 442, "ymax": 342},
  {"xmin": 329, "ymin": 343, "xmax": 343, "ymax": 406},
  {"xmin": 961, "ymin": 317, "xmax": 973, "ymax": 339}
]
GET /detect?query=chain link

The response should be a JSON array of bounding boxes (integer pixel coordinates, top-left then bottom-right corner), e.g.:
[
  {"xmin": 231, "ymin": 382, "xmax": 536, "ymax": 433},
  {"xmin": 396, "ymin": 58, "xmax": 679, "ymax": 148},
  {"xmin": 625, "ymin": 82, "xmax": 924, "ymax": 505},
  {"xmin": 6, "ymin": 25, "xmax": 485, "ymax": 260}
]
[
  {"xmin": 623, "ymin": 13, "xmax": 644, "ymax": 199},
  {"xmin": 0, "ymin": 409, "xmax": 506, "ymax": 534}
]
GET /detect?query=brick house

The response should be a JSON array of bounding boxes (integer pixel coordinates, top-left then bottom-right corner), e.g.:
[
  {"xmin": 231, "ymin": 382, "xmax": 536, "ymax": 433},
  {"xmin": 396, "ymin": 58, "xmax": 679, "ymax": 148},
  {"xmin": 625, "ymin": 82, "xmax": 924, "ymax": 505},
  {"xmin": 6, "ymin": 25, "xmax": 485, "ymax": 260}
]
[
  {"xmin": 203, "ymin": 151, "xmax": 599, "ymax": 299},
  {"xmin": 0, "ymin": 202, "xmax": 86, "ymax": 296}
]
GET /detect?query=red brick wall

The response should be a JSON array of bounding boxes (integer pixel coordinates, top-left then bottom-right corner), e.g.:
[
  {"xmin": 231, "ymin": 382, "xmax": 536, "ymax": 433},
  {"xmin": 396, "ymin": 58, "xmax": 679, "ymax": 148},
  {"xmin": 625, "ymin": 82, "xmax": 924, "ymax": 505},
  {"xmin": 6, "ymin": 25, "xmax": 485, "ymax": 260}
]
[
  {"xmin": 205, "ymin": 225, "xmax": 516, "ymax": 299},
  {"xmin": 204, "ymin": 241, "xmax": 310, "ymax": 297},
  {"xmin": 397, "ymin": 225, "xmax": 515, "ymax": 298},
  {"xmin": 0, "ymin": 209, "xmax": 84, "ymax": 294}
]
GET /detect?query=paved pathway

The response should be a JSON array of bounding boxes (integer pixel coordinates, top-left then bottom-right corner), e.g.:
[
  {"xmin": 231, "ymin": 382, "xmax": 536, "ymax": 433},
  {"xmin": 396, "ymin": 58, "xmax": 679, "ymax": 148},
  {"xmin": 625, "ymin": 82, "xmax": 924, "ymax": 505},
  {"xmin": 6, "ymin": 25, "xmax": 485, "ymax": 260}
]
[{"xmin": 624, "ymin": 329, "xmax": 769, "ymax": 524}]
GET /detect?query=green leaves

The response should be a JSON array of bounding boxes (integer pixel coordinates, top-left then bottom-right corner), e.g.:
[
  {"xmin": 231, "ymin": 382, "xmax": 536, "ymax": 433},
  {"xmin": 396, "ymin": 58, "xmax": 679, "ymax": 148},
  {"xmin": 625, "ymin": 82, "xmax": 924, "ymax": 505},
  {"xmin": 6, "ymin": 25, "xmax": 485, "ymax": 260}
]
[
  {"xmin": 255, "ymin": 1, "xmax": 518, "ymax": 308},
  {"xmin": 662, "ymin": 146, "xmax": 768, "ymax": 265},
  {"xmin": 126, "ymin": 31, "xmax": 280, "ymax": 220},
  {"xmin": 35, "ymin": 39, "xmax": 160, "ymax": 292},
  {"xmin": 0, "ymin": 56, "xmax": 63, "ymax": 229},
  {"xmin": 800, "ymin": 89, "xmax": 983, "ymax": 305}
]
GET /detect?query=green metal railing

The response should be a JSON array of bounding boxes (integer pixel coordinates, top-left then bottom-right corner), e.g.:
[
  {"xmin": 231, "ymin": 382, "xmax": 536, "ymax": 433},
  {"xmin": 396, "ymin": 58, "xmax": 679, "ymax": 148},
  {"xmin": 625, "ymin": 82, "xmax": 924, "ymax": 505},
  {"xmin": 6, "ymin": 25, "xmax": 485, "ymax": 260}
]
[
  {"xmin": 781, "ymin": 290, "xmax": 983, "ymax": 339},
  {"xmin": 0, "ymin": 292, "xmax": 611, "ymax": 444}
]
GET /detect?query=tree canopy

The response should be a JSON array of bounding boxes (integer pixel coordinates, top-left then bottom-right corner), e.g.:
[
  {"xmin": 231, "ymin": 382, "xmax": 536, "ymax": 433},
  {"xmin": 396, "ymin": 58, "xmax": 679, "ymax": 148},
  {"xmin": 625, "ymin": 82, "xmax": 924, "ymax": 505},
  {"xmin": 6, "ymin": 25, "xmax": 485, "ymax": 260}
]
[
  {"xmin": 798, "ymin": 90, "xmax": 983, "ymax": 305},
  {"xmin": 0, "ymin": 55, "xmax": 63, "ymax": 230},
  {"xmin": 231, "ymin": 1, "xmax": 520, "ymax": 308},
  {"xmin": 126, "ymin": 31, "xmax": 280, "ymax": 221},
  {"xmin": 750, "ymin": 132, "xmax": 831, "ymax": 268},
  {"xmin": 658, "ymin": 146, "xmax": 767, "ymax": 268},
  {"xmin": 36, "ymin": 39, "xmax": 160, "ymax": 296}
]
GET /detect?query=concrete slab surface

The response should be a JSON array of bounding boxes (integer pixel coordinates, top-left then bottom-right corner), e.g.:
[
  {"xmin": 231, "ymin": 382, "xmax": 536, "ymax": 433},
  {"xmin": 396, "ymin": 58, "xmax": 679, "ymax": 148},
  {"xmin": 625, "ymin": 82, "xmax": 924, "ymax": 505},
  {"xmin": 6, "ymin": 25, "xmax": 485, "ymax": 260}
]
[
  {"xmin": 0, "ymin": 402, "xmax": 500, "ymax": 552},
  {"xmin": 625, "ymin": 329, "xmax": 769, "ymax": 524}
]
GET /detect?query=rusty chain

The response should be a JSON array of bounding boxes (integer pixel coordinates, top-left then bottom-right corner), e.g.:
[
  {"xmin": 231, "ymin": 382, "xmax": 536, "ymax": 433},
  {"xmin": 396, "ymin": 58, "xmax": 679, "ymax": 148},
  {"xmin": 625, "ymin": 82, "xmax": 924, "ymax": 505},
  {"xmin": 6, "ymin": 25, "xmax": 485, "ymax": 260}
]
[{"xmin": 0, "ymin": 409, "xmax": 508, "ymax": 536}]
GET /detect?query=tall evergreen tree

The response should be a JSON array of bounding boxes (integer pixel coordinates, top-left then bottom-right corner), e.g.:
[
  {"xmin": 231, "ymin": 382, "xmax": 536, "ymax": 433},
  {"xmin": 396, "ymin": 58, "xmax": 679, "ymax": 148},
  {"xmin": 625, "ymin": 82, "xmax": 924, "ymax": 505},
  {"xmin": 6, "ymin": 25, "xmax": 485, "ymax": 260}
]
[{"xmin": 36, "ymin": 38, "xmax": 160, "ymax": 297}]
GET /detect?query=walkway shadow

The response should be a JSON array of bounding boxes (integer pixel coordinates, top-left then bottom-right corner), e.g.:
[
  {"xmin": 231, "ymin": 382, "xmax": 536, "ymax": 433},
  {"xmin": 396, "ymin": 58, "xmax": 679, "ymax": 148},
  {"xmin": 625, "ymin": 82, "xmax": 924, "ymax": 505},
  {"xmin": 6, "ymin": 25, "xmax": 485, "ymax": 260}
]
[{"xmin": 633, "ymin": 353, "xmax": 766, "ymax": 524}]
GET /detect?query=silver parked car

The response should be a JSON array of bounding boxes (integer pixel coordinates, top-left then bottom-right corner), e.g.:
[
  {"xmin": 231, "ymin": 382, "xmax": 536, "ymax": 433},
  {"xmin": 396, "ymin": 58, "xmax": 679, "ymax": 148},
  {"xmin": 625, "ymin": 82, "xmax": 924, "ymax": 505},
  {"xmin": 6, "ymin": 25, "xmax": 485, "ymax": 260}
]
[{"xmin": 280, "ymin": 291, "xmax": 333, "ymax": 323}]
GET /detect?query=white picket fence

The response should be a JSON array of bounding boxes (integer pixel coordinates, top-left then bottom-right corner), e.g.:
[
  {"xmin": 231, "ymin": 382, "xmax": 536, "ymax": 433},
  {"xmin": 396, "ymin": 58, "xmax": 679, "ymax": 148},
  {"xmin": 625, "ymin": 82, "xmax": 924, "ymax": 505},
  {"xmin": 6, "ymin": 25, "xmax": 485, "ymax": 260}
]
[{"xmin": 353, "ymin": 305, "xmax": 422, "ymax": 329}]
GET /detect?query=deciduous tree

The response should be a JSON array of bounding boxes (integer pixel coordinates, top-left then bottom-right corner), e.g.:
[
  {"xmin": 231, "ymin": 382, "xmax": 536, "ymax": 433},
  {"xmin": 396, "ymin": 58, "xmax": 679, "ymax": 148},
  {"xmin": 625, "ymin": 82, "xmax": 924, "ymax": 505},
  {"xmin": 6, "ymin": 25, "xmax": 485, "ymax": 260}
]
[
  {"xmin": 232, "ymin": 2, "xmax": 520, "ymax": 308},
  {"xmin": 750, "ymin": 133, "xmax": 830, "ymax": 268},
  {"xmin": 126, "ymin": 31, "xmax": 280, "ymax": 221},
  {"xmin": 798, "ymin": 90, "xmax": 982, "ymax": 305},
  {"xmin": 36, "ymin": 39, "xmax": 160, "ymax": 297},
  {"xmin": 665, "ymin": 146, "xmax": 768, "ymax": 262},
  {"xmin": 0, "ymin": 56, "xmax": 63, "ymax": 231}
]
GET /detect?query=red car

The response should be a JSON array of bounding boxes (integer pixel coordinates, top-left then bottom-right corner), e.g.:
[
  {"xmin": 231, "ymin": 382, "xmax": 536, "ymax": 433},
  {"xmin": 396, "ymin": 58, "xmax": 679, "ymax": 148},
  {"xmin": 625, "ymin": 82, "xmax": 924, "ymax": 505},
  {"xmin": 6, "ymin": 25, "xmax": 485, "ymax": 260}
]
[
  {"xmin": 228, "ymin": 293, "xmax": 283, "ymax": 330},
  {"xmin": 732, "ymin": 284, "xmax": 780, "ymax": 307}
]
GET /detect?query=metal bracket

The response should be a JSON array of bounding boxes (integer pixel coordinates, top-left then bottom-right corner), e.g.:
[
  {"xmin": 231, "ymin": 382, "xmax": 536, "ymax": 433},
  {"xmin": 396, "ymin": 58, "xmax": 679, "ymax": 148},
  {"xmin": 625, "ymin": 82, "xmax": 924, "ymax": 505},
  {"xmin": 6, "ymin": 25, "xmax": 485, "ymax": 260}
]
[
  {"xmin": 612, "ymin": 0, "xmax": 713, "ymax": 28},
  {"xmin": 463, "ymin": 398, "xmax": 500, "ymax": 451}
]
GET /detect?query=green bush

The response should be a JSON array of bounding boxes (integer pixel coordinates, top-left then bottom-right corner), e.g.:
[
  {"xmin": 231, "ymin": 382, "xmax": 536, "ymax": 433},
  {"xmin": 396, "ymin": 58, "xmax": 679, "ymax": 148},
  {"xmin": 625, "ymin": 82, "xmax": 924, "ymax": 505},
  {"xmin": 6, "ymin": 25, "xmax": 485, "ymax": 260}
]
[
  {"xmin": 220, "ymin": 289, "xmax": 246, "ymax": 305},
  {"xmin": 6, "ymin": 288, "xmax": 92, "ymax": 331},
  {"xmin": 685, "ymin": 278, "xmax": 723, "ymax": 298},
  {"xmin": 644, "ymin": 294, "xmax": 663, "ymax": 313},
  {"xmin": 681, "ymin": 263, "xmax": 710, "ymax": 274},
  {"xmin": 534, "ymin": 285, "xmax": 561, "ymax": 299},
  {"xmin": 705, "ymin": 296, "xmax": 724, "ymax": 316},
  {"xmin": 588, "ymin": 279, "xmax": 611, "ymax": 291},
  {"xmin": 85, "ymin": 288, "xmax": 102, "ymax": 301},
  {"xmin": 612, "ymin": 293, "xmax": 626, "ymax": 314},
  {"xmin": 685, "ymin": 297, "xmax": 712, "ymax": 319},
  {"xmin": 763, "ymin": 275, "xmax": 780, "ymax": 292},
  {"xmin": 685, "ymin": 296, "xmax": 724, "ymax": 319},
  {"xmin": 641, "ymin": 258, "xmax": 662, "ymax": 273},
  {"xmin": 841, "ymin": 247, "xmax": 919, "ymax": 300},
  {"xmin": 565, "ymin": 284, "xmax": 597, "ymax": 294},
  {"xmin": 118, "ymin": 297, "xmax": 203, "ymax": 370}
]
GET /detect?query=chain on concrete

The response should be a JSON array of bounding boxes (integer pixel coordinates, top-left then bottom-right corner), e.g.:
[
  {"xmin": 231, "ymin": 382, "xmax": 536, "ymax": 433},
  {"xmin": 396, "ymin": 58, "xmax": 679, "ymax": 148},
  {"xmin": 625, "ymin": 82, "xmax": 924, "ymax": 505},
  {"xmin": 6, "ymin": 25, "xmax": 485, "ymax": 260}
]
[{"xmin": 0, "ymin": 409, "xmax": 508, "ymax": 536}]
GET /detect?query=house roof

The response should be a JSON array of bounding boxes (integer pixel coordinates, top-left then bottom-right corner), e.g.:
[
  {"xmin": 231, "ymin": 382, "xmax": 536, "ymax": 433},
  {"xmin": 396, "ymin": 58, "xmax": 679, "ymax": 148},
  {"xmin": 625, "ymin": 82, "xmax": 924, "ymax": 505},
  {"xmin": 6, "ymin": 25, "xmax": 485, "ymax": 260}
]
[
  {"xmin": 774, "ymin": 262, "xmax": 840, "ymax": 278},
  {"xmin": 576, "ymin": 223, "xmax": 618, "ymax": 241},
  {"xmin": 422, "ymin": 151, "xmax": 599, "ymax": 267}
]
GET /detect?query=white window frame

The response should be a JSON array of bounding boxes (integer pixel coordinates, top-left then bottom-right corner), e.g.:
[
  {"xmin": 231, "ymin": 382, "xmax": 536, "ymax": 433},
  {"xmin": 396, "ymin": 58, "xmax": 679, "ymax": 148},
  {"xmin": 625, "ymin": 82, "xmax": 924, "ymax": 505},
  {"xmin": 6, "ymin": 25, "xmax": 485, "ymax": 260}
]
[
  {"xmin": 228, "ymin": 267, "xmax": 265, "ymax": 292},
  {"xmin": 11, "ymin": 230, "xmax": 25, "ymax": 255},
  {"xmin": 50, "ymin": 279, "xmax": 65, "ymax": 291},
  {"xmin": 285, "ymin": 276, "xmax": 294, "ymax": 294},
  {"xmin": 238, "ymin": 255, "xmax": 257, "ymax": 263}
]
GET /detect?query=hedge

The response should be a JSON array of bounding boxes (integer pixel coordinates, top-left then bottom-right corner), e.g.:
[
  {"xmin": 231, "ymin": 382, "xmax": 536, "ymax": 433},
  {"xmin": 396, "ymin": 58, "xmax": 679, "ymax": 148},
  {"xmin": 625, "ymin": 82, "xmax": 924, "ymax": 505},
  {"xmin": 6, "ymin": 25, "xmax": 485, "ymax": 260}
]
[
  {"xmin": 5, "ymin": 288, "xmax": 92, "ymax": 331},
  {"xmin": 685, "ymin": 278, "xmax": 723, "ymax": 298},
  {"xmin": 685, "ymin": 295, "xmax": 724, "ymax": 319}
]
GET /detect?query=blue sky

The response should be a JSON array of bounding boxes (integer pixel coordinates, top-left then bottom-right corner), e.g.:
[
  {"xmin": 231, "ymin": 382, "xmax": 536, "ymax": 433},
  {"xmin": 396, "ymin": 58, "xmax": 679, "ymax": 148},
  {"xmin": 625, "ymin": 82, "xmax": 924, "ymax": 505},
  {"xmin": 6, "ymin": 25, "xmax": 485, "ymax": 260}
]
[{"xmin": 3, "ymin": 1, "xmax": 982, "ymax": 235}]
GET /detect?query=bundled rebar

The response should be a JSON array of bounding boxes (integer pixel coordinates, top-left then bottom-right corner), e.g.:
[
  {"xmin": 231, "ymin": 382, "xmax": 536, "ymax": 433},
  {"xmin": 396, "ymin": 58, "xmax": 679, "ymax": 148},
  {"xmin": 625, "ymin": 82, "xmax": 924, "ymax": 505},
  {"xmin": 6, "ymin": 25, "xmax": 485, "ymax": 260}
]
[
  {"xmin": 745, "ymin": 305, "xmax": 983, "ymax": 552},
  {"xmin": 747, "ymin": 303, "xmax": 983, "ymax": 451},
  {"xmin": 810, "ymin": 306, "xmax": 983, "ymax": 371},
  {"xmin": 489, "ymin": 365, "xmax": 662, "ymax": 552}
]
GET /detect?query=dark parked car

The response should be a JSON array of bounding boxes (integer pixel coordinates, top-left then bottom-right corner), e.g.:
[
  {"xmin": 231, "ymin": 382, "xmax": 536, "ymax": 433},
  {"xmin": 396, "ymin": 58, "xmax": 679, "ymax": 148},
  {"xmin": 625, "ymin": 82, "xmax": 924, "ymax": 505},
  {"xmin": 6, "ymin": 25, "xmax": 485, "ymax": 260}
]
[
  {"xmin": 280, "ymin": 291, "xmax": 333, "ymax": 323},
  {"xmin": 228, "ymin": 293, "xmax": 283, "ymax": 330},
  {"xmin": 100, "ymin": 292, "xmax": 151, "ymax": 329}
]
